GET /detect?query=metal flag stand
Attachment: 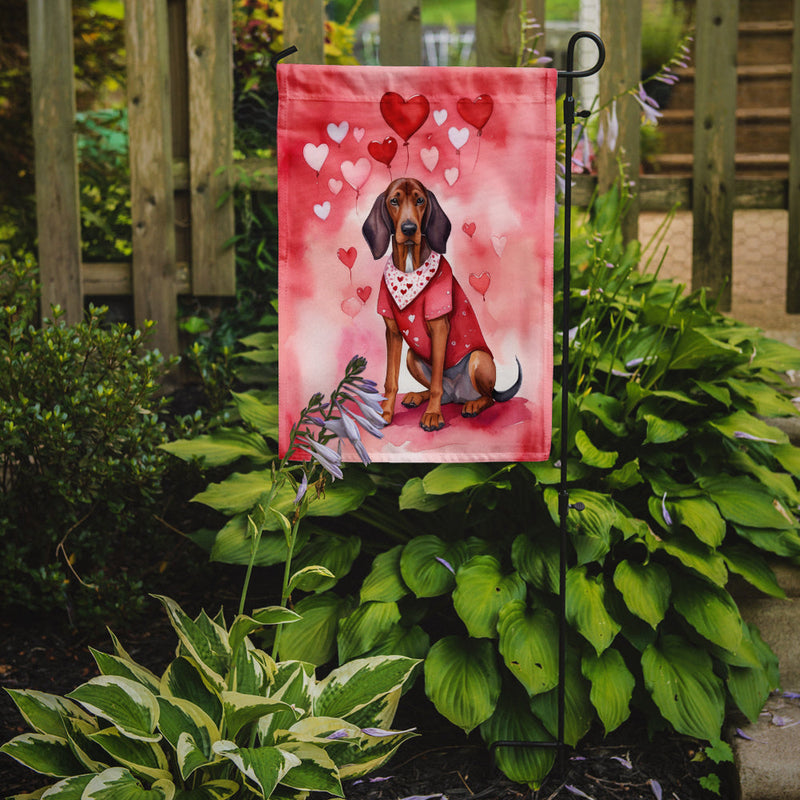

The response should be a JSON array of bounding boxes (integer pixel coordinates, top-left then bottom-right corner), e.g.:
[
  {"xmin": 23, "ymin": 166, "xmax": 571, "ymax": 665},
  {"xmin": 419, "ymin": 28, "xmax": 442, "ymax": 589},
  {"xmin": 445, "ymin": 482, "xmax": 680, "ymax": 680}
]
[{"xmin": 489, "ymin": 30, "xmax": 605, "ymax": 776}]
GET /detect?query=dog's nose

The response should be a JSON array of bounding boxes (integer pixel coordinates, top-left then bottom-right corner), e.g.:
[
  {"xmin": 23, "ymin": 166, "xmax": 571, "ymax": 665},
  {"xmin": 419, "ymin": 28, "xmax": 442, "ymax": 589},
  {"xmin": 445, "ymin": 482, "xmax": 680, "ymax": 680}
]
[{"xmin": 400, "ymin": 220, "xmax": 417, "ymax": 236}]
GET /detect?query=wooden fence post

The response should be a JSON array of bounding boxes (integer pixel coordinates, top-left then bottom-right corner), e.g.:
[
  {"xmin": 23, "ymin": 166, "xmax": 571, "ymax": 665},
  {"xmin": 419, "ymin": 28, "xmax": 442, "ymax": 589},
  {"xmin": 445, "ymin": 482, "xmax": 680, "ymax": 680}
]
[
  {"xmin": 28, "ymin": 0, "xmax": 83, "ymax": 324},
  {"xmin": 598, "ymin": 0, "xmax": 641, "ymax": 244},
  {"xmin": 126, "ymin": 0, "xmax": 178, "ymax": 355},
  {"xmin": 475, "ymin": 0, "xmax": 537, "ymax": 67},
  {"xmin": 787, "ymin": 0, "xmax": 800, "ymax": 313},
  {"xmin": 187, "ymin": 0, "xmax": 235, "ymax": 295},
  {"xmin": 284, "ymin": 0, "xmax": 325, "ymax": 64},
  {"xmin": 379, "ymin": 0, "xmax": 421, "ymax": 66},
  {"xmin": 692, "ymin": 0, "xmax": 738, "ymax": 311}
]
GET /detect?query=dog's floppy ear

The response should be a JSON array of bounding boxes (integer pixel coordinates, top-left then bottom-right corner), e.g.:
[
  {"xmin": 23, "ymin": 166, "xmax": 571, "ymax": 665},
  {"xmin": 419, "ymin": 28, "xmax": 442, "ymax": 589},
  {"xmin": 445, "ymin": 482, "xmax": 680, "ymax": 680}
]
[
  {"xmin": 362, "ymin": 192, "xmax": 392, "ymax": 259},
  {"xmin": 423, "ymin": 190, "xmax": 451, "ymax": 254}
]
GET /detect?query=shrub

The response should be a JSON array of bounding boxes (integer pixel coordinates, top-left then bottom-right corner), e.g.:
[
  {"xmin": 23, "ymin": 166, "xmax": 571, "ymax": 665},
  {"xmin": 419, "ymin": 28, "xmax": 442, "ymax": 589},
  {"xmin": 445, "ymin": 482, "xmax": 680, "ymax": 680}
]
[{"xmin": 0, "ymin": 253, "xmax": 174, "ymax": 623}]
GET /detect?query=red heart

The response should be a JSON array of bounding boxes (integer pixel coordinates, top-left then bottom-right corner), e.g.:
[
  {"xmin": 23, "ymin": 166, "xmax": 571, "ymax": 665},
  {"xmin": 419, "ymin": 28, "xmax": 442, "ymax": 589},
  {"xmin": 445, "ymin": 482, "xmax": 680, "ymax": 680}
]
[
  {"xmin": 357, "ymin": 286, "xmax": 372, "ymax": 302},
  {"xmin": 380, "ymin": 92, "xmax": 430, "ymax": 142},
  {"xmin": 337, "ymin": 247, "xmax": 357, "ymax": 269},
  {"xmin": 457, "ymin": 95, "xmax": 494, "ymax": 133},
  {"xmin": 462, "ymin": 221, "xmax": 476, "ymax": 238},
  {"xmin": 469, "ymin": 271, "xmax": 491, "ymax": 297},
  {"xmin": 367, "ymin": 137, "xmax": 398, "ymax": 167}
]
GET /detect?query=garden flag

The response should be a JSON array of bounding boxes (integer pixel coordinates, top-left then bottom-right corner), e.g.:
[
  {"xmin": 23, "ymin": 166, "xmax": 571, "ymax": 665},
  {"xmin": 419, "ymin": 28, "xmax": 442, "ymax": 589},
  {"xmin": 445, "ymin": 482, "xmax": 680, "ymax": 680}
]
[{"xmin": 277, "ymin": 64, "xmax": 557, "ymax": 463}]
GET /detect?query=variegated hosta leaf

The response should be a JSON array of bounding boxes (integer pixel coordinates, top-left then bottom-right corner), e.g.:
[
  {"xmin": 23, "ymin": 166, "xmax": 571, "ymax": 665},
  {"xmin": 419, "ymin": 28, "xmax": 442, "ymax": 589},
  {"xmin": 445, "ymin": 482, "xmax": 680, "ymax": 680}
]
[
  {"xmin": 334, "ymin": 726, "xmax": 418, "ymax": 780},
  {"xmin": 399, "ymin": 535, "xmax": 469, "ymax": 597},
  {"xmin": 496, "ymin": 601, "xmax": 559, "ymax": 696},
  {"xmin": 480, "ymin": 681, "xmax": 555, "ymax": 790},
  {"xmin": 671, "ymin": 574, "xmax": 743, "ymax": 653},
  {"xmin": 612, "ymin": 560, "xmax": 670, "ymax": 629},
  {"xmin": 154, "ymin": 596, "xmax": 231, "ymax": 690},
  {"xmin": 171, "ymin": 779, "xmax": 240, "ymax": 799},
  {"xmin": 424, "ymin": 636, "xmax": 501, "ymax": 734},
  {"xmin": 88, "ymin": 727, "xmax": 171, "ymax": 782},
  {"xmin": 90, "ymin": 648, "xmax": 161, "ymax": 694},
  {"xmin": 0, "ymin": 732, "xmax": 85, "ymax": 777},
  {"xmin": 39, "ymin": 773, "xmax": 94, "ymax": 798},
  {"xmin": 66, "ymin": 676, "xmax": 160, "ymax": 742},
  {"xmin": 228, "ymin": 610, "xmax": 299, "ymax": 657},
  {"xmin": 337, "ymin": 601, "xmax": 401, "ymax": 663},
  {"xmin": 277, "ymin": 592, "xmax": 352, "ymax": 666},
  {"xmin": 61, "ymin": 715, "xmax": 107, "ymax": 773},
  {"xmin": 581, "ymin": 649, "xmax": 635, "ymax": 735},
  {"xmin": 452, "ymin": 556, "xmax": 526, "ymax": 639},
  {"xmin": 176, "ymin": 732, "xmax": 216, "ymax": 783},
  {"xmin": 641, "ymin": 634, "xmax": 725, "ymax": 741},
  {"xmin": 4, "ymin": 689, "xmax": 93, "ymax": 737},
  {"xmin": 212, "ymin": 740, "xmax": 300, "ymax": 798},
  {"xmin": 275, "ymin": 741, "xmax": 344, "ymax": 796},
  {"xmin": 360, "ymin": 545, "xmax": 409, "ymax": 603},
  {"xmin": 221, "ymin": 691, "xmax": 298, "ymax": 740},
  {"xmin": 156, "ymin": 696, "xmax": 219, "ymax": 778},
  {"xmin": 81, "ymin": 767, "xmax": 175, "ymax": 799},
  {"xmin": 312, "ymin": 656, "xmax": 420, "ymax": 721},
  {"xmin": 160, "ymin": 657, "xmax": 222, "ymax": 727},
  {"xmin": 565, "ymin": 566, "xmax": 621, "ymax": 655},
  {"xmin": 258, "ymin": 662, "xmax": 315, "ymax": 745}
]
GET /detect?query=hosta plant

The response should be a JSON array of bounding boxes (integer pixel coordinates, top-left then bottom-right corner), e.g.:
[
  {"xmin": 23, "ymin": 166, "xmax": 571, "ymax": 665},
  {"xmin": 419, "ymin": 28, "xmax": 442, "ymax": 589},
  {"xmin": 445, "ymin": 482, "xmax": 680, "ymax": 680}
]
[{"xmin": 0, "ymin": 595, "xmax": 419, "ymax": 800}]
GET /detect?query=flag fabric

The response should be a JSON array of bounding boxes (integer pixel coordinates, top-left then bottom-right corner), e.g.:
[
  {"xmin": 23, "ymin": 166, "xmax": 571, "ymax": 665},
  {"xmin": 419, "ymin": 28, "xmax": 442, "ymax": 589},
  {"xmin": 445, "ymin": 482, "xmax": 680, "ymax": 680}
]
[{"xmin": 277, "ymin": 63, "xmax": 556, "ymax": 463}]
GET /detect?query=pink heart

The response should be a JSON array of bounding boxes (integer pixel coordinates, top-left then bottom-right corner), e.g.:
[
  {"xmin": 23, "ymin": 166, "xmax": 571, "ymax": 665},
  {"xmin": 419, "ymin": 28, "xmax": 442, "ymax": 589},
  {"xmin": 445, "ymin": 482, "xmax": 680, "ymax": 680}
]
[
  {"xmin": 448, "ymin": 126, "xmax": 469, "ymax": 151},
  {"xmin": 341, "ymin": 296, "xmax": 363, "ymax": 318},
  {"xmin": 341, "ymin": 158, "xmax": 371, "ymax": 191},
  {"xmin": 353, "ymin": 126, "xmax": 365, "ymax": 142},
  {"xmin": 491, "ymin": 234, "xmax": 507, "ymax": 257},
  {"xmin": 337, "ymin": 247, "xmax": 357, "ymax": 269},
  {"xmin": 462, "ymin": 221, "xmax": 476, "ymax": 238},
  {"xmin": 357, "ymin": 286, "xmax": 372, "ymax": 302},
  {"xmin": 327, "ymin": 121, "xmax": 349, "ymax": 143},
  {"xmin": 433, "ymin": 109, "xmax": 448, "ymax": 126},
  {"xmin": 420, "ymin": 147, "xmax": 439, "ymax": 172},
  {"xmin": 444, "ymin": 167, "xmax": 459, "ymax": 186},
  {"xmin": 469, "ymin": 272, "xmax": 491, "ymax": 296},
  {"xmin": 328, "ymin": 178, "xmax": 343, "ymax": 195},
  {"xmin": 313, "ymin": 201, "xmax": 331, "ymax": 220},
  {"xmin": 303, "ymin": 143, "xmax": 329, "ymax": 173}
]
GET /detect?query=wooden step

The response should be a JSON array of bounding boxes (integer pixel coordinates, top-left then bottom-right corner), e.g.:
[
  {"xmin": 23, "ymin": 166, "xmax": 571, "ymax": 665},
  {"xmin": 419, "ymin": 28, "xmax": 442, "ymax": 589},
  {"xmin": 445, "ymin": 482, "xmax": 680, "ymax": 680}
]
[
  {"xmin": 738, "ymin": 0, "xmax": 794, "ymax": 22},
  {"xmin": 738, "ymin": 20, "xmax": 794, "ymax": 66},
  {"xmin": 648, "ymin": 152, "xmax": 789, "ymax": 178}
]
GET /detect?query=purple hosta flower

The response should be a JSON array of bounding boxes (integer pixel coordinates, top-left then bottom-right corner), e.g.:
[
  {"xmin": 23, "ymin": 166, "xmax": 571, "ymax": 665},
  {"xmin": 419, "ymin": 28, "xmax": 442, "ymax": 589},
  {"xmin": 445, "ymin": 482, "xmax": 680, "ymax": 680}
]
[
  {"xmin": 634, "ymin": 83, "xmax": 662, "ymax": 125},
  {"xmin": 326, "ymin": 729, "xmax": 351, "ymax": 740},
  {"xmin": 352, "ymin": 776, "xmax": 394, "ymax": 786},
  {"xmin": 735, "ymin": 728, "xmax": 756, "ymax": 741},
  {"xmin": 597, "ymin": 100, "xmax": 619, "ymax": 153},
  {"xmin": 649, "ymin": 779, "xmax": 663, "ymax": 800},
  {"xmin": 611, "ymin": 755, "xmax": 633, "ymax": 769},
  {"xmin": 361, "ymin": 726, "xmax": 416, "ymax": 737},
  {"xmin": 572, "ymin": 125, "xmax": 593, "ymax": 173},
  {"xmin": 293, "ymin": 472, "xmax": 308, "ymax": 505},
  {"xmin": 565, "ymin": 786, "xmax": 595, "ymax": 799},
  {"xmin": 734, "ymin": 431, "xmax": 779, "ymax": 444},
  {"xmin": 396, "ymin": 795, "xmax": 446, "ymax": 800},
  {"xmin": 435, "ymin": 556, "xmax": 455, "ymax": 574},
  {"xmin": 295, "ymin": 436, "xmax": 344, "ymax": 480},
  {"xmin": 783, "ymin": 691, "xmax": 800, "ymax": 699},
  {"xmin": 661, "ymin": 492, "xmax": 673, "ymax": 526},
  {"xmin": 347, "ymin": 396, "xmax": 387, "ymax": 438}
]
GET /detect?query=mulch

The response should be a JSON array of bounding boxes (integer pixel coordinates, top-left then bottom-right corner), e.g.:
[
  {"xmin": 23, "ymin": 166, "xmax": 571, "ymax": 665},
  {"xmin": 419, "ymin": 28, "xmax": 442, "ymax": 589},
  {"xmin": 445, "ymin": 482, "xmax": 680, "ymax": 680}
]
[{"xmin": 0, "ymin": 585, "xmax": 731, "ymax": 800}]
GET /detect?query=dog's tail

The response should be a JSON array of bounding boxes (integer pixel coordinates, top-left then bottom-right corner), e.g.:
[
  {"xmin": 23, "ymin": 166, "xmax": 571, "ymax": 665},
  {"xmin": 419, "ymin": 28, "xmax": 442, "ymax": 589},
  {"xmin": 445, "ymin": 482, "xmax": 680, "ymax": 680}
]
[{"xmin": 492, "ymin": 357, "xmax": 522, "ymax": 403}]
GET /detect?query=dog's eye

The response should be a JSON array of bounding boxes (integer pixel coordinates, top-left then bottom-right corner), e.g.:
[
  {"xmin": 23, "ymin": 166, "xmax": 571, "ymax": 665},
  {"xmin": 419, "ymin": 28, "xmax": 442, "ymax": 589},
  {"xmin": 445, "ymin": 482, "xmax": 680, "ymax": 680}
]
[
  {"xmin": 415, "ymin": 196, "xmax": 425, "ymax": 206},
  {"xmin": 389, "ymin": 197, "xmax": 399, "ymax": 206}
]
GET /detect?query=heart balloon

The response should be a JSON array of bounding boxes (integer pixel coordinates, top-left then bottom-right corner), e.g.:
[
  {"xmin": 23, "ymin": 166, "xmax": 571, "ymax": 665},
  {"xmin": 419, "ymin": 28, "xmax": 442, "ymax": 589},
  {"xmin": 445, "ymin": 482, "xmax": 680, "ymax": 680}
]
[
  {"xmin": 462, "ymin": 221, "xmax": 476, "ymax": 238},
  {"xmin": 357, "ymin": 286, "xmax": 372, "ymax": 303},
  {"xmin": 469, "ymin": 271, "xmax": 491, "ymax": 297},
  {"xmin": 341, "ymin": 158, "xmax": 371, "ymax": 192},
  {"xmin": 337, "ymin": 247, "xmax": 357, "ymax": 270},
  {"xmin": 367, "ymin": 137, "xmax": 398, "ymax": 167},
  {"xmin": 380, "ymin": 92, "xmax": 430, "ymax": 142},
  {"xmin": 341, "ymin": 296, "xmax": 363, "ymax": 319},
  {"xmin": 303, "ymin": 142, "xmax": 329, "ymax": 174},
  {"xmin": 457, "ymin": 94, "xmax": 494, "ymax": 134}
]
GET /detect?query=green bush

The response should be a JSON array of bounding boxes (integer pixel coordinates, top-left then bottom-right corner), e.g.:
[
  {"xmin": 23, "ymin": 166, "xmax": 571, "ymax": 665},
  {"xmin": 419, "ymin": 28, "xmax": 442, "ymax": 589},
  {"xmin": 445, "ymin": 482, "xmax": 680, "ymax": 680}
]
[{"xmin": 0, "ymin": 253, "xmax": 174, "ymax": 623}]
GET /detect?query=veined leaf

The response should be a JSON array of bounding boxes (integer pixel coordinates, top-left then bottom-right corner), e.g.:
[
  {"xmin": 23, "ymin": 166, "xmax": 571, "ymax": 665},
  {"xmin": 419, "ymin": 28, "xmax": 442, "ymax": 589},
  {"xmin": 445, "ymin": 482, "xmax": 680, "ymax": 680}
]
[
  {"xmin": 36, "ymin": 773, "xmax": 94, "ymax": 798},
  {"xmin": 88, "ymin": 727, "xmax": 170, "ymax": 782},
  {"xmin": 82, "ymin": 767, "xmax": 174, "ymax": 799},
  {"xmin": 642, "ymin": 634, "xmax": 725, "ymax": 741},
  {"xmin": 581, "ymin": 649, "xmax": 635, "ymax": 734},
  {"xmin": 399, "ymin": 536, "xmax": 469, "ymax": 598},
  {"xmin": 579, "ymin": 392, "xmax": 627, "ymax": 436},
  {"xmin": 708, "ymin": 410, "xmax": 788, "ymax": 445},
  {"xmin": 672, "ymin": 575, "xmax": 743, "ymax": 653},
  {"xmin": 89, "ymin": 650, "xmax": 161, "ymax": 694},
  {"xmin": 160, "ymin": 427, "xmax": 273, "ymax": 467},
  {"xmin": 575, "ymin": 429, "xmax": 618, "ymax": 468},
  {"xmin": 291, "ymin": 535, "xmax": 361, "ymax": 592},
  {"xmin": 606, "ymin": 459, "xmax": 644, "ymax": 491},
  {"xmin": 720, "ymin": 543, "xmax": 786, "ymax": 598},
  {"xmin": 748, "ymin": 337, "xmax": 800, "ymax": 371},
  {"xmin": 647, "ymin": 528, "xmax": 728, "ymax": 586},
  {"xmin": 337, "ymin": 601, "xmax": 402, "ymax": 663},
  {"xmin": 212, "ymin": 741, "xmax": 299, "ymax": 798},
  {"xmin": 276, "ymin": 741, "xmax": 343, "ymax": 796},
  {"xmin": 733, "ymin": 524, "xmax": 800, "ymax": 558},
  {"xmin": 612, "ymin": 560, "xmax": 670, "ymax": 629},
  {"xmin": 0, "ymin": 733, "xmax": 85, "ymax": 777},
  {"xmin": 699, "ymin": 474, "xmax": 797, "ymax": 530},
  {"xmin": 724, "ymin": 378, "xmax": 799, "ymax": 417},
  {"xmin": 156, "ymin": 696, "xmax": 219, "ymax": 778},
  {"xmin": 497, "ymin": 601, "xmax": 559, "ymax": 696},
  {"xmin": 667, "ymin": 496, "xmax": 726, "ymax": 547},
  {"xmin": 424, "ymin": 637, "xmax": 501, "ymax": 733},
  {"xmin": 171, "ymin": 779, "xmax": 239, "ymax": 799},
  {"xmin": 566, "ymin": 566, "xmax": 621, "ymax": 655},
  {"xmin": 360, "ymin": 545, "xmax": 409, "ymax": 603},
  {"xmin": 398, "ymin": 477, "xmax": 451, "ymax": 512},
  {"xmin": 667, "ymin": 328, "xmax": 743, "ymax": 371},
  {"xmin": 511, "ymin": 534, "xmax": 559, "ymax": 593},
  {"xmin": 361, "ymin": 624, "xmax": 430, "ymax": 661},
  {"xmin": 277, "ymin": 593, "xmax": 352, "ymax": 665},
  {"xmin": 221, "ymin": 692, "xmax": 298, "ymax": 740},
  {"xmin": 421, "ymin": 463, "xmax": 494, "ymax": 494},
  {"xmin": 4, "ymin": 689, "xmax": 93, "ymax": 738},
  {"xmin": 452, "ymin": 556, "xmax": 526, "ymax": 639},
  {"xmin": 208, "ymin": 515, "xmax": 297, "ymax": 567},
  {"xmin": 231, "ymin": 391, "xmax": 279, "ymax": 437},
  {"xmin": 772, "ymin": 443, "xmax": 800, "ymax": 477},
  {"xmin": 643, "ymin": 414, "xmax": 688, "ymax": 444},
  {"xmin": 159, "ymin": 658, "xmax": 222, "ymax": 728}
]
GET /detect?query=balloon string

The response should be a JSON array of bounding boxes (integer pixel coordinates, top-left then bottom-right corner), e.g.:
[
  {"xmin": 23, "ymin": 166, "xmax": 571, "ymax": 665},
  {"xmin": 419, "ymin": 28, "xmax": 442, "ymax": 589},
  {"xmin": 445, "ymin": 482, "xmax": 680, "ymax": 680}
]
[
  {"xmin": 404, "ymin": 142, "xmax": 410, "ymax": 172},
  {"xmin": 473, "ymin": 136, "xmax": 481, "ymax": 172}
]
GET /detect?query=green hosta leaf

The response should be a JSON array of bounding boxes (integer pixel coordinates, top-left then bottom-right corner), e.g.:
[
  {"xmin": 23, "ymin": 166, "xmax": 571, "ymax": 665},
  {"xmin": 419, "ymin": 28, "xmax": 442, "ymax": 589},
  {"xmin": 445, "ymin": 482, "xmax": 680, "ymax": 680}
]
[
  {"xmin": 0, "ymin": 733, "xmax": 85, "ymax": 777},
  {"xmin": 258, "ymin": 663, "xmax": 315, "ymax": 745},
  {"xmin": 668, "ymin": 496, "xmax": 726, "ymax": 547},
  {"xmin": 314, "ymin": 656, "xmax": 420, "ymax": 721},
  {"xmin": 230, "ymin": 642, "xmax": 275, "ymax": 696},
  {"xmin": 643, "ymin": 414, "xmax": 688, "ymax": 444},
  {"xmin": 212, "ymin": 741, "xmax": 299, "ymax": 798},
  {"xmin": 337, "ymin": 727, "xmax": 418, "ymax": 780},
  {"xmin": 192, "ymin": 471, "xmax": 274, "ymax": 515},
  {"xmin": 709, "ymin": 410, "xmax": 788, "ymax": 445},
  {"xmin": 4, "ymin": 690, "xmax": 93, "ymax": 737},
  {"xmin": 82, "ymin": 768, "xmax": 174, "ymax": 799},
  {"xmin": 452, "ymin": 556, "xmax": 526, "ymax": 639},
  {"xmin": 727, "ymin": 663, "xmax": 773, "ymax": 723},
  {"xmin": 528, "ymin": 650, "xmax": 593, "ymax": 747},
  {"xmin": 424, "ymin": 636, "xmax": 501, "ymax": 733},
  {"xmin": 156, "ymin": 696, "xmax": 219, "ymax": 777},
  {"xmin": 524, "ymin": 458, "xmax": 590, "ymax": 485},
  {"xmin": 277, "ymin": 592, "xmax": 352, "ymax": 665},
  {"xmin": 160, "ymin": 658, "xmax": 222, "ymax": 727},
  {"xmin": 398, "ymin": 477, "xmax": 450, "ymax": 512},
  {"xmin": 88, "ymin": 727, "xmax": 170, "ymax": 782},
  {"xmin": 693, "ymin": 379, "xmax": 731, "ymax": 407},
  {"xmin": 421, "ymin": 463, "xmax": 494, "ymax": 494},
  {"xmin": 511, "ymin": 534, "xmax": 559, "ymax": 593},
  {"xmin": 67, "ymin": 676, "xmax": 160, "ymax": 742},
  {"xmin": 721, "ymin": 543, "xmax": 786, "ymax": 598},
  {"xmin": 580, "ymin": 392, "xmax": 627, "ymax": 436},
  {"xmin": 276, "ymin": 741, "xmax": 343, "ymax": 796},
  {"xmin": 642, "ymin": 634, "xmax": 725, "ymax": 741},
  {"xmin": 668, "ymin": 328, "xmax": 743, "ymax": 370},
  {"xmin": 173, "ymin": 780, "xmax": 239, "ymax": 800},
  {"xmin": 772, "ymin": 443, "xmax": 800, "ymax": 477},
  {"xmin": 544, "ymin": 488, "xmax": 617, "ymax": 540},
  {"xmin": 566, "ymin": 566, "xmax": 621, "ymax": 655},
  {"xmin": 612, "ymin": 560, "xmax": 670, "ymax": 629},
  {"xmin": 221, "ymin": 692, "xmax": 297, "ymax": 740},
  {"xmin": 160, "ymin": 427, "xmax": 273, "ymax": 467},
  {"xmin": 60, "ymin": 715, "xmax": 107, "ymax": 774},
  {"xmin": 400, "ymin": 535, "xmax": 468, "ymax": 598},
  {"xmin": 728, "ymin": 450, "xmax": 800, "ymax": 508},
  {"xmin": 672, "ymin": 575, "xmax": 743, "ymax": 653},
  {"xmin": 497, "ymin": 601, "xmax": 558, "ymax": 696},
  {"xmin": 362, "ymin": 624, "xmax": 430, "ymax": 660},
  {"xmin": 733, "ymin": 524, "xmax": 800, "ymax": 558},
  {"xmin": 209, "ymin": 515, "xmax": 297, "ymax": 567},
  {"xmin": 700, "ymin": 474, "xmax": 797, "ymax": 529},
  {"xmin": 228, "ymin": 609, "xmax": 299, "ymax": 656},
  {"xmin": 33, "ymin": 773, "xmax": 94, "ymax": 798},
  {"xmin": 581, "ymin": 649, "xmax": 635, "ymax": 734},
  {"xmin": 725, "ymin": 378, "xmax": 799, "ymax": 417},
  {"xmin": 291, "ymin": 535, "xmax": 361, "ymax": 592},
  {"xmin": 288, "ymin": 565, "xmax": 336, "ymax": 594},
  {"xmin": 480, "ymin": 681, "xmax": 555, "ymax": 789},
  {"xmin": 90, "ymin": 650, "xmax": 161, "ymax": 694},
  {"xmin": 575, "ymin": 429, "xmax": 618, "ymax": 468},
  {"xmin": 606, "ymin": 459, "xmax": 644, "ymax": 491},
  {"xmin": 360, "ymin": 545, "xmax": 409, "ymax": 603},
  {"xmin": 231, "ymin": 391, "xmax": 279, "ymax": 437},
  {"xmin": 337, "ymin": 601, "xmax": 402, "ymax": 662},
  {"xmin": 649, "ymin": 529, "xmax": 728, "ymax": 586},
  {"xmin": 748, "ymin": 337, "xmax": 800, "ymax": 371}
]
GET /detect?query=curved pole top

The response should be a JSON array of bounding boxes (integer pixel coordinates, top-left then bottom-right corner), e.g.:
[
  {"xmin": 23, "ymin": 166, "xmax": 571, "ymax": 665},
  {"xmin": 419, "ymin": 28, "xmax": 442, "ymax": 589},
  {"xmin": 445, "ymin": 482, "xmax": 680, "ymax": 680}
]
[{"xmin": 557, "ymin": 31, "xmax": 605, "ymax": 80}]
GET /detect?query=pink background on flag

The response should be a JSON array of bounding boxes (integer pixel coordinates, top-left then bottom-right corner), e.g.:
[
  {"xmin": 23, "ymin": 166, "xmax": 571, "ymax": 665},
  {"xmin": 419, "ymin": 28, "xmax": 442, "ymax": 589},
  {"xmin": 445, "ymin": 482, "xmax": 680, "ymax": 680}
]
[{"xmin": 278, "ymin": 64, "xmax": 556, "ymax": 463}]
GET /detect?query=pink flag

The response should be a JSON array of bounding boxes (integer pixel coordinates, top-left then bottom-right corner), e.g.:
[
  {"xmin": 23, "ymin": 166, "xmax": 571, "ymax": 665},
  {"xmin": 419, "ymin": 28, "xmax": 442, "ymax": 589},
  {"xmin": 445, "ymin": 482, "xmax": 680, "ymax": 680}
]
[{"xmin": 278, "ymin": 64, "xmax": 556, "ymax": 463}]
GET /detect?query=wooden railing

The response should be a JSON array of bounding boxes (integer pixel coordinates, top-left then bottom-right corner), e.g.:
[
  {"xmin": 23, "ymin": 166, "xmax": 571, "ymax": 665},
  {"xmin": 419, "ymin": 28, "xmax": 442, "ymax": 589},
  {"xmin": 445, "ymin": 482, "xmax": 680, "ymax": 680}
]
[{"xmin": 26, "ymin": 0, "xmax": 800, "ymax": 355}]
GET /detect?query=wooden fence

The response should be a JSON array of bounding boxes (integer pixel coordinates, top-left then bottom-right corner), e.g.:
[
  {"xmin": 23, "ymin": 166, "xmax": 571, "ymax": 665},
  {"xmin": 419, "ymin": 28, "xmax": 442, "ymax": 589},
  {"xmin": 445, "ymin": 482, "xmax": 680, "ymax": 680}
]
[{"xmin": 27, "ymin": 0, "xmax": 800, "ymax": 355}]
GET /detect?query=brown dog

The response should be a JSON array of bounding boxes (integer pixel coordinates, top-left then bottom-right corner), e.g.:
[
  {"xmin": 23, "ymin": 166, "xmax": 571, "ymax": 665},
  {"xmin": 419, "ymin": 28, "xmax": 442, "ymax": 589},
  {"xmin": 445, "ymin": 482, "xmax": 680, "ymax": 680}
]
[{"xmin": 362, "ymin": 177, "xmax": 521, "ymax": 432}]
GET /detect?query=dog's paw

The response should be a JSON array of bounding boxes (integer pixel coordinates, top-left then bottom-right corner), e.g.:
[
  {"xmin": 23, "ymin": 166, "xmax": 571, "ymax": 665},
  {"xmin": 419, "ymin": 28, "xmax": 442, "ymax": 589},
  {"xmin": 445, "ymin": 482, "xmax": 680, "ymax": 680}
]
[
  {"xmin": 402, "ymin": 391, "xmax": 428, "ymax": 409},
  {"xmin": 462, "ymin": 397, "xmax": 494, "ymax": 418},
  {"xmin": 420, "ymin": 413, "xmax": 445, "ymax": 432}
]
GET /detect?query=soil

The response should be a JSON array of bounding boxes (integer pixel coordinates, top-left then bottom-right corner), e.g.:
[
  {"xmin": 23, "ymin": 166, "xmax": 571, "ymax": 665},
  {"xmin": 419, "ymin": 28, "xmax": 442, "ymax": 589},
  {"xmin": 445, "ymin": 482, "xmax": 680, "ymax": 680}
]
[{"xmin": 0, "ymin": 584, "xmax": 731, "ymax": 800}]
